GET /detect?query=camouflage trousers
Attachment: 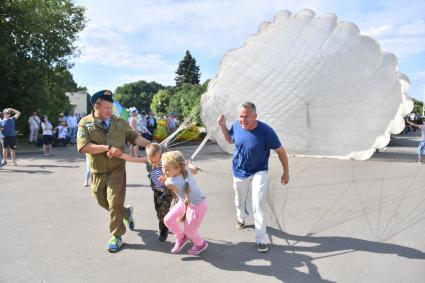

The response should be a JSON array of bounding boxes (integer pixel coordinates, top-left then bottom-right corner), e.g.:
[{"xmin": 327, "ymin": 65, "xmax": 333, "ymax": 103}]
[{"xmin": 153, "ymin": 189, "xmax": 173, "ymax": 231}]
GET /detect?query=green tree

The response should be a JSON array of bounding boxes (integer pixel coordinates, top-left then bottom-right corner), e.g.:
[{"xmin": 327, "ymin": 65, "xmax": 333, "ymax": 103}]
[
  {"xmin": 168, "ymin": 83, "xmax": 203, "ymax": 123},
  {"xmin": 201, "ymin": 79, "xmax": 210, "ymax": 93},
  {"xmin": 175, "ymin": 50, "xmax": 201, "ymax": 87},
  {"xmin": 412, "ymin": 98, "xmax": 423, "ymax": 115},
  {"xmin": 151, "ymin": 89, "xmax": 172, "ymax": 116},
  {"xmin": 0, "ymin": 0, "xmax": 86, "ymax": 133},
  {"xmin": 114, "ymin": 80, "xmax": 163, "ymax": 112}
]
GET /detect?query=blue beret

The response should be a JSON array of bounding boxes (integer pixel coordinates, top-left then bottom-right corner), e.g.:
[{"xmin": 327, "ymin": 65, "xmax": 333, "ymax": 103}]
[{"xmin": 90, "ymin": 89, "xmax": 114, "ymax": 104}]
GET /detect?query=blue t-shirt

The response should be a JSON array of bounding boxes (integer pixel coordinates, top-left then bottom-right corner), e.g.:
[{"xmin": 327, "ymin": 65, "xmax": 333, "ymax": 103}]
[
  {"xmin": 229, "ymin": 120, "xmax": 281, "ymax": 178},
  {"xmin": 1, "ymin": 117, "xmax": 16, "ymax": 137}
]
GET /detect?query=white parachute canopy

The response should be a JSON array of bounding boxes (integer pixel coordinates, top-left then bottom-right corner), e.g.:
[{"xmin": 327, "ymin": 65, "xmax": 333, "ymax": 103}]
[{"xmin": 200, "ymin": 9, "xmax": 413, "ymax": 160}]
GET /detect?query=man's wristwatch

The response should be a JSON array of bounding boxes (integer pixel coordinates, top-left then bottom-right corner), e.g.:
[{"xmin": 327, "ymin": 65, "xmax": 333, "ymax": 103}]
[{"xmin": 108, "ymin": 144, "xmax": 112, "ymax": 150}]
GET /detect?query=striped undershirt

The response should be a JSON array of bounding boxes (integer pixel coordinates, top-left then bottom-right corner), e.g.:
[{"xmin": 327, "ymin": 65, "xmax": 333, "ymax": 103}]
[{"xmin": 150, "ymin": 162, "xmax": 167, "ymax": 192}]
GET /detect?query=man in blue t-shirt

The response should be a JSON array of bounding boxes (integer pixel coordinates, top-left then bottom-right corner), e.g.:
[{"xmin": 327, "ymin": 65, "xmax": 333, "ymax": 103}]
[
  {"xmin": 1, "ymin": 108, "xmax": 21, "ymax": 166},
  {"xmin": 218, "ymin": 102, "xmax": 289, "ymax": 253}
]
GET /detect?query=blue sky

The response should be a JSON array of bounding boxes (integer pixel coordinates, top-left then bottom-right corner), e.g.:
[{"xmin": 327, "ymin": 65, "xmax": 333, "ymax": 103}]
[{"xmin": 71, "ymin": 0, "xmax": 425, "ymax": 100}]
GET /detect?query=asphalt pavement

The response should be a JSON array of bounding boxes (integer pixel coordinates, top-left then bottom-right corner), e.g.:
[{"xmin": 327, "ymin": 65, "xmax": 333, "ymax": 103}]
[{"xmin": 0, "ymin": 132, "xmax": 424, "ymax": 282}]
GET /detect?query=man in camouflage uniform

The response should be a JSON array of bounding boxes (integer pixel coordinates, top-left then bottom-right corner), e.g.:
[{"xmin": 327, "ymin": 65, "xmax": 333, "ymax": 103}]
[{"xmin": 77, "ymin": 89, "xmax": 150, "ymax": 252}]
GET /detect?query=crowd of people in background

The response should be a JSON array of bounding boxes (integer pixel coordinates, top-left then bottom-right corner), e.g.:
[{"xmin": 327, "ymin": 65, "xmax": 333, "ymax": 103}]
[
  {"xmin": 26, "ymin": 111, "xmax": 82, "ymax": 148},
  {"xmin": 0, "ymin": 108, "xmax": 86, "ymax": 167},
  {"xmin": 0, "ymin": 105, "xmax": 179, "ymax": 169},
  {"xmin": 127, "ymin": 107, "xmax": 173, "ymax": 157},
  {"xmin": 27, "ymin": 111, "xmax": 83, "ymax": 157}
]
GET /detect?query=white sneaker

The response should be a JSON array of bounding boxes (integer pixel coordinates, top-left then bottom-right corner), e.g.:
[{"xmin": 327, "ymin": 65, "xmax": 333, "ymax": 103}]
[{"xmin": 257, "ymin": 242, "xmax": 269, "ymax": 253}]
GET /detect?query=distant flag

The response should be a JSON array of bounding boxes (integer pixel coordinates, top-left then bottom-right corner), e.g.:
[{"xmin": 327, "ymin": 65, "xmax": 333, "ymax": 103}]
[{"xmin": 113, "ymin": 100, "xmax": 129, "ymax": 120}]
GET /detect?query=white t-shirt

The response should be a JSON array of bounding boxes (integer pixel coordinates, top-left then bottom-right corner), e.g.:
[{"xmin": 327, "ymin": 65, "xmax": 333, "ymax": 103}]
[
  {"xmin": 28, "ymin": 116, "xmax": 40, "ymax": 128},
  {"xmin": 418, "ymin": 125, "xmax": 425, "ymax": 140},
  {"xmin": 42, "ymin": 122, "xmax": 53, "ymax": 135},
  {"xmin": 66, "ymin": 115, "xmax": 78, "ymax": 128},
  {"xmin": 138, "ymin": 116, "xmax": 147, "ymax": 133},
  {"xmin": 129, "ymin": 116, "xmax": 138, "ymax": 130},
  {"xmin": 56, "ymin": 126, "xmax": 68, "ymax": 139}
]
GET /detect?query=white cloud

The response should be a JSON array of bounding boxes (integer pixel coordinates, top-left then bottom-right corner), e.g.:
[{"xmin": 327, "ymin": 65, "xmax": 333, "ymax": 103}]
[
  {"xmin": 73, "ymin": 0, "xmax": 425, "ymax": 99},
  {"xmin": 116, "ymin": 72, "xmax": 176, "ymax": 86},
  {"xmin": 363, "ymin": 19, "xmax": 425, "ymax": 58},
  {"xmin": 365, "ymin": 25, "xmax": 393, "ymax": 37},
  {"xmin": 77, "ymin": 0, "xmax": 334, "ymax": 59},
  {"xmin": 77, "ymin": 0, "xmax": 425, "ymax": 61},
  {"xmin": 76, "ymin": 24, "xmax": 172, "ymax": 69},
  {"xmin": 353, "ymin": 1, "xmax": 425, "ymax": 58}
]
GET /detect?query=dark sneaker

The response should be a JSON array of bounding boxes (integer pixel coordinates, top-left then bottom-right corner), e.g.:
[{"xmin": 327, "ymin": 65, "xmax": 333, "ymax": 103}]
[
  {"xmin": 159, "ymin": 227, "xmax": 169, "ymax": 242},
  {"xmin": 171, "ymin": 235, "xmax": 190, "ymax": 253},
  {"xmin": 257, "ymin": 242, "xmax": 269, "ymax": 253},
  {"xmin": 1, "ymin": 160, "xmax": 6, "ymax": 166},
  {"xmin": 106, "ymin": 236, "xmax": 123, "ymax": 253},
  {"xmin": 188, "ymin": 240, "xmax": 208, "ymax": 255},
  {"xmin": 124, "ymin": 205, "xmax": 135, "ymax": 230},
  {"xmin": 236, "ymin": 220, "xmax": 246, "ymax": 229}
]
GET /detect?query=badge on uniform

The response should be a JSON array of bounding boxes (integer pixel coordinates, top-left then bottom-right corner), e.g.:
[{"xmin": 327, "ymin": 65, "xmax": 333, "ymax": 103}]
[
  {"xmin": 77, "ymin": 129, "xmax": 86, "ymax": 138},
  {"xmin": 85, "ymin": 122, "xmax": 95, "ymax": 131}
]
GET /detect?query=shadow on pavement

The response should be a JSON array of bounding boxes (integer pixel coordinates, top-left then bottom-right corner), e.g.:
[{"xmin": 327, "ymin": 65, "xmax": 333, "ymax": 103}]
[
  {"xmin": 369, "ymin": 135, "xmax": 421, "ymax": 163},
  {"xmin": 0, "ymin": 168, "xmax": 53, "ymax": 174},
  {"xmin": 128, "ymin": 228, "xmax": 333, "ymax": 282},
  {"xmin": 126, "ymin": 183, "xmax": 151, "ymax": 189},
  {"xmin": 371, "ymin": 151, "xmax": 419, "ymax": 163},
  {"xmin": 125, "ymin": 226, "xmax": 424, "ymax": 282},
  {"xmin": 20, "ymin": 164, "xmax": 80, "ymax": 169},
  {"xmin": 267, "ymin": 228, "xmax": 425, "ymax": 260}
]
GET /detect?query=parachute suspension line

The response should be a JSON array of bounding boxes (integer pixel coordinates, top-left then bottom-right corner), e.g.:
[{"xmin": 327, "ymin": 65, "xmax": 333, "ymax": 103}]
[
  {"xmin": 163, "ymin": 105, "xmax": 200, "ymax": 147},
  {"xmin": 305, "ymin": 161, "xmax": 372, "ymax": 237},
  {"xmin": 160, "ymin": 105, "xmax": 200, "ymax": 149},
  {"xmin": 190, "ymin": 124, "xmax": 218, "ymax": 161},
  {"xmin": 380, "ymin": 164, "xmax": 422, "ymax": 241},
  {"xmin": 383, "ymin": 209, "xmax": 425, "ymax": 242},
  {"xmin": 266, "ymin": 195, "xmax": 292, "ymax": 248},
  {"xmin": 266, "ymin": 157, "xmax": 317, "ymax": 246},
  {"xmin": 266, "ymin": 156, "xmax": 425, "ymax": 242},
  {"xmin": 164, "ymin": 136, "xmax": 199, "ymax": 148},
  {"xmin": 352, "ymin": 160, "xmax": 379, "ymax": 241},
  {"xmin": 376, "ymin": 163, "xmax": 391, "ymax": 241},
  {"xmin": 306, "ymin": 175, "xmax": 353, "ymax": 236},
  {"xmin": 266, "ymin": 161, "xmax": 292, "ymax": 248}
]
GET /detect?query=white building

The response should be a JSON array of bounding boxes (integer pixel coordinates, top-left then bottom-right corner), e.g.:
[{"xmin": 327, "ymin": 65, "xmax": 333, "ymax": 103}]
[{"xmin": 65, "ymin": 91, "xmax": 88, "ymax": 115}]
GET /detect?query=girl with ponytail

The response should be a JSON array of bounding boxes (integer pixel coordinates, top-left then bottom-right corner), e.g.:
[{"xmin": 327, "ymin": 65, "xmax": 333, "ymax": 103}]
[{"xmin": 162, "ymin": 151, "xmax": 208, "ymax": 255}]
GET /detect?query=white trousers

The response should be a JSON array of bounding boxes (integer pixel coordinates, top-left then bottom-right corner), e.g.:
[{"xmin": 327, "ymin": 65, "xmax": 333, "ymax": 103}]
[
  {"xmin": 29, "ymin": 127, "xmax": 38, "ymax": 142},
  {"xmin": 233, "ymin": 171, "xmax": 268, "ymax": 244}
]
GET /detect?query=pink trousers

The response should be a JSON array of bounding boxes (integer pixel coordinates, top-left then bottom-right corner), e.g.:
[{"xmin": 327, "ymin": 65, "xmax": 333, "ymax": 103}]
[{"xmin": 164, "ymin": 199, "xmax": 207, "ymax": 246}]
